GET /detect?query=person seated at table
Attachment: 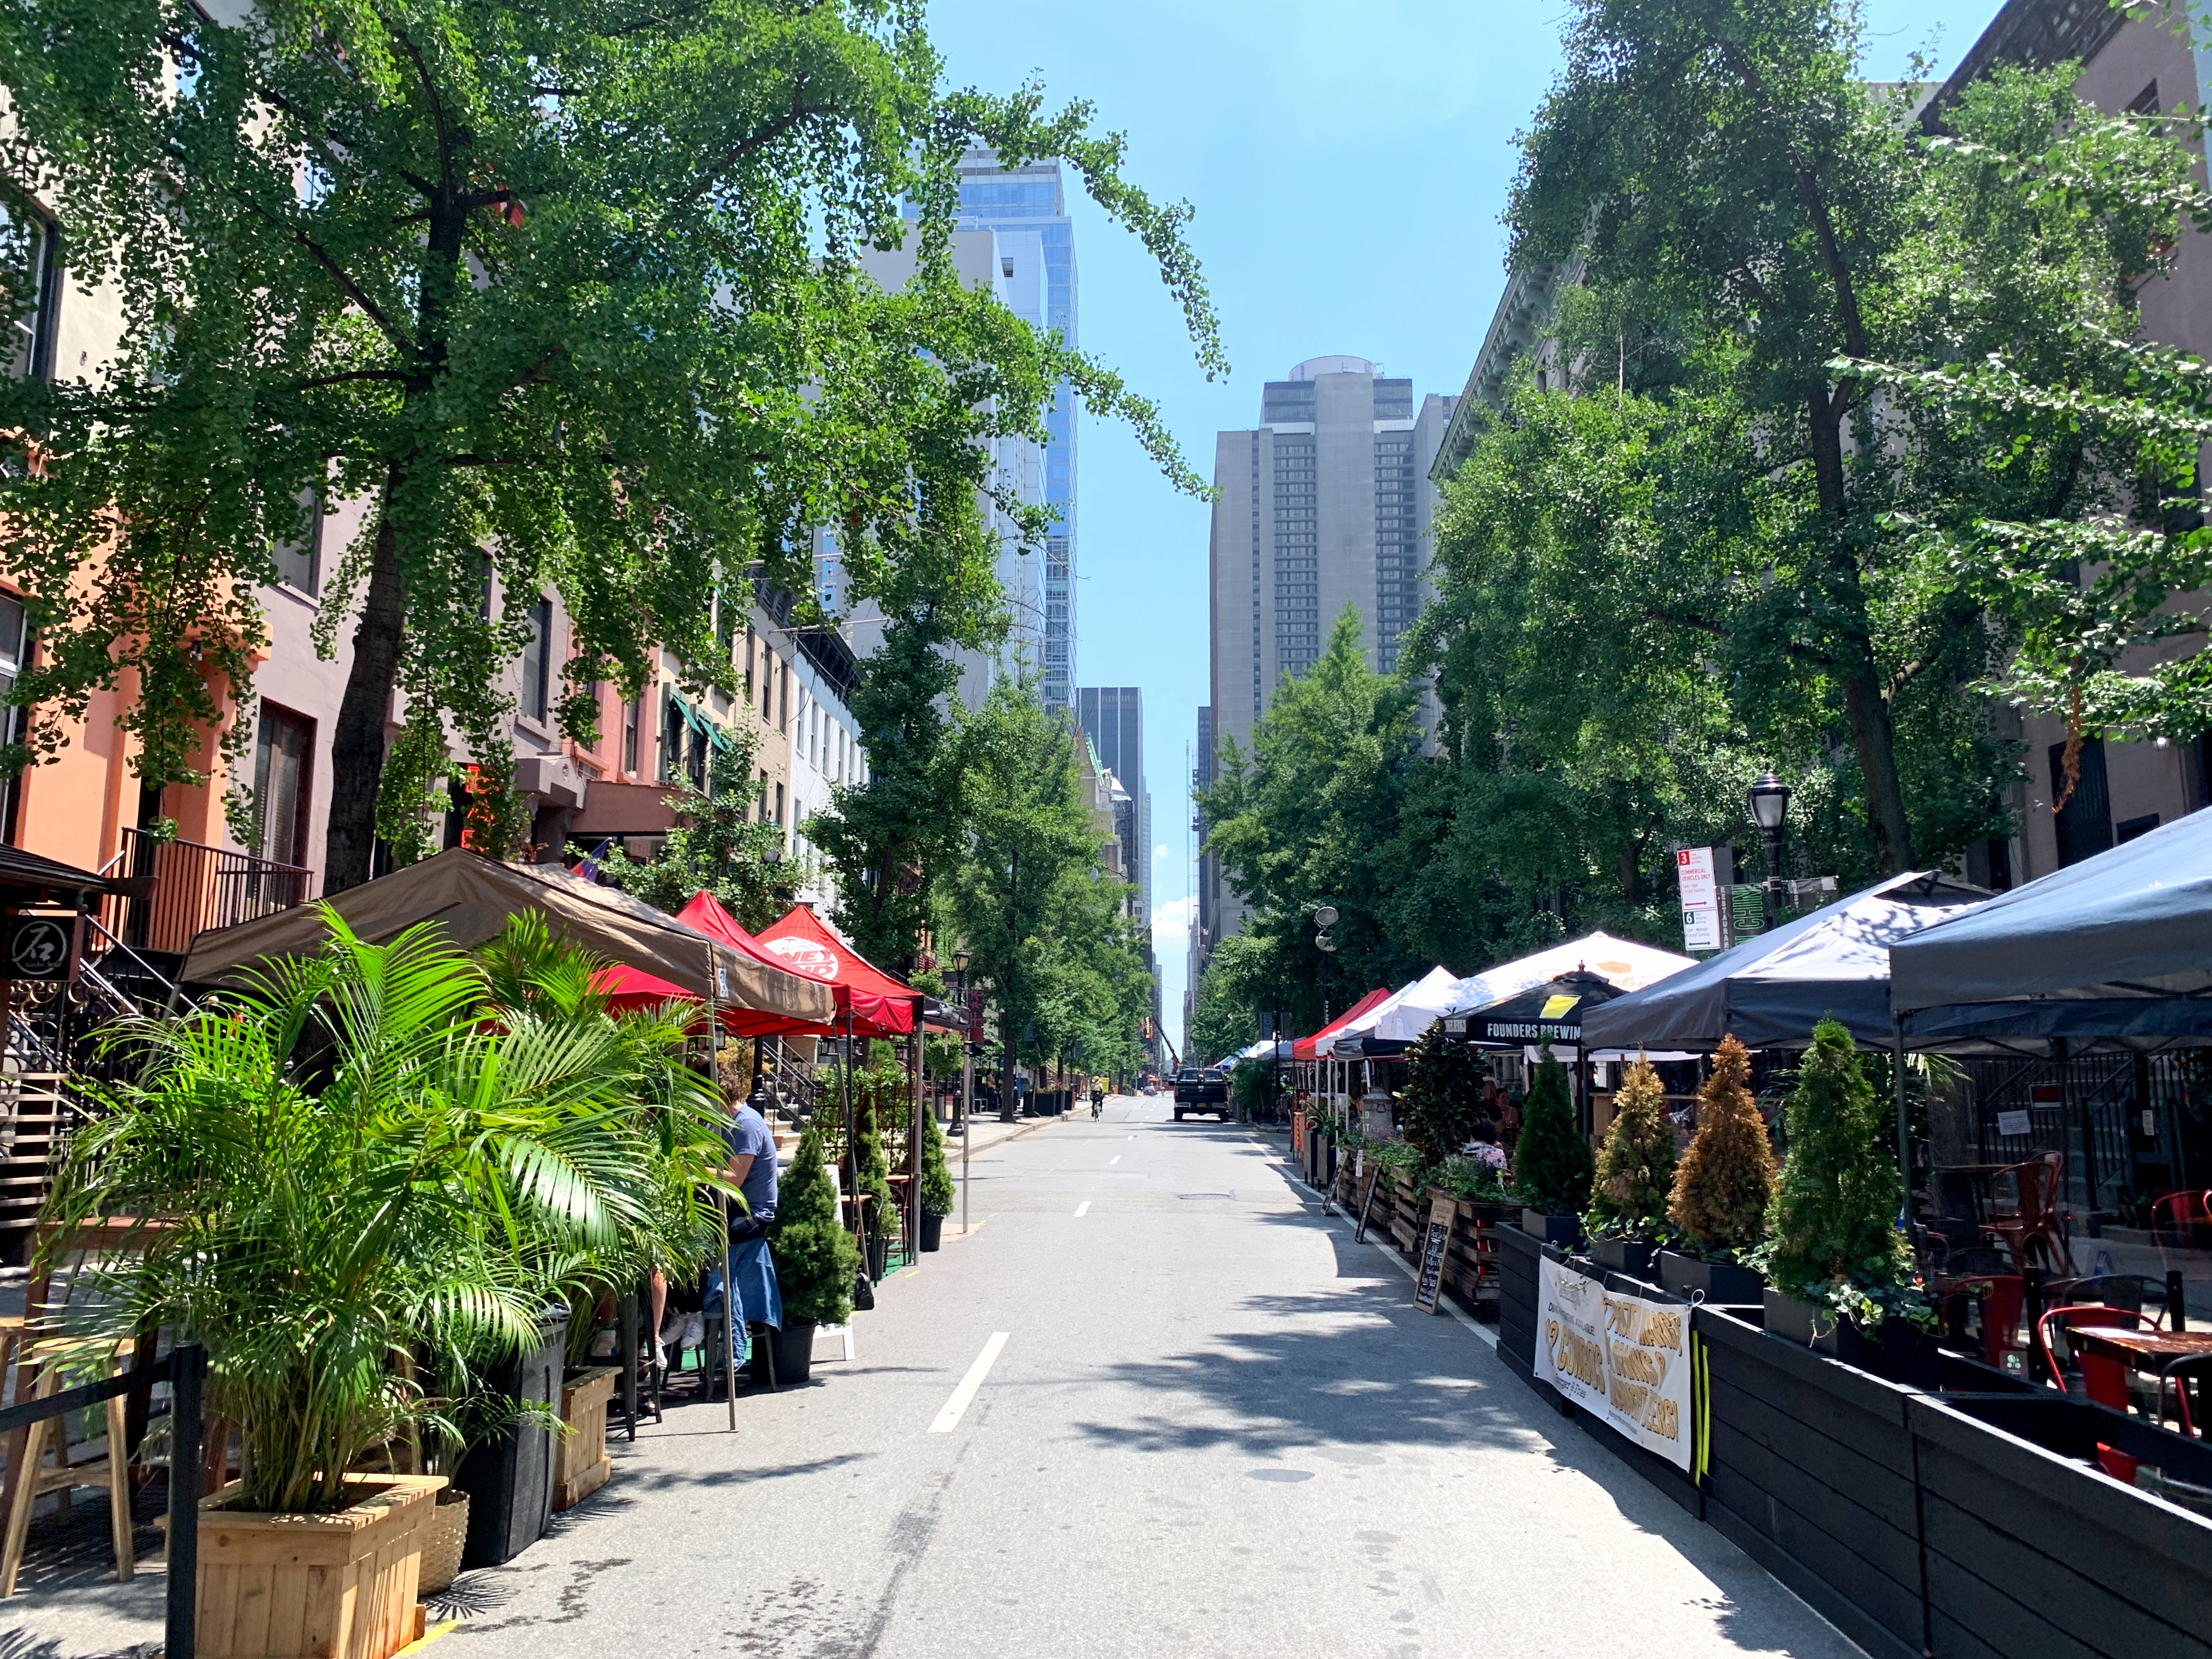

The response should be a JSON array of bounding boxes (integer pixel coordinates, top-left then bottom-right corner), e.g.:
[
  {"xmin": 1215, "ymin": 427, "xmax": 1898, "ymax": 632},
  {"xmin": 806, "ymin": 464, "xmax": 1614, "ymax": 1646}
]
[{"xmin": 1462, "ymin": 1121, "xmax": 1507, "ymax": 1171}]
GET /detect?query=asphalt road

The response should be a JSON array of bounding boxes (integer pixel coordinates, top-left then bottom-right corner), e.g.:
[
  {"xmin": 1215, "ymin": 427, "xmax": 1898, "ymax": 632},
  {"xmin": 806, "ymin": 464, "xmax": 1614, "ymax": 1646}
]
[{"xmin": 426, "ymin": 1095, "xmax": 1861, "ymax": 1659}]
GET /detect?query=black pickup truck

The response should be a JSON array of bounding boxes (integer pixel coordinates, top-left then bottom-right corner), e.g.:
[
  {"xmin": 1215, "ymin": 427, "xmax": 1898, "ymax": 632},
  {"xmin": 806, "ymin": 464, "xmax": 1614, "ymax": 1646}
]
[{"xmin": 1171, "ymin": 1067, "xmax": 1231, "ymax": 1121}]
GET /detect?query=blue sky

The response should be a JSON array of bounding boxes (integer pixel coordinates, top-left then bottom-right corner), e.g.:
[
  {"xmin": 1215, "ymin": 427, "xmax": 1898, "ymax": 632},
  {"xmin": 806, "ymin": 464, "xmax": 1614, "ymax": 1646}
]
[{"xmin": 922, "ymin": 0, "xmax": 2011, "ymax": 1054}]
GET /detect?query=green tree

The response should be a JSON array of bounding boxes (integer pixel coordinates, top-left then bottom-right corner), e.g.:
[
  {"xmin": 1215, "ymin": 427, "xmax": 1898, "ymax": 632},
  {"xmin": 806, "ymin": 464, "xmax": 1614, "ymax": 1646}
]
[
  {"xmin": 1197, "ymin": 608, "xmax": 1428, "ymax": 1037},
  {"xmin": 1398, "ymin": 1025, "xmax": 1489, "ymax": 1167},
  {"xmin": 918, "ymin": 1108, "xmax": 955, "ymax": 1218},
  {"xmin": 594, "ymin": 755, "xmax": 791, "ymax": 931},
  {"xmin": 771, "ymin": 1121, "xmax": 858, "ymax": 1328},
  {"xmin": 1589, "ymin": 1057, "xmax": 1677, "ymax": 1237},
  {"xmin": 1767, "ymin": 1020, "xmax": 1909, "ymax": 1301},
  {"xmin": 946, "ymin": 674, "xmax": 1127, "ymax": 1075},
  {"xmin": 1515, "ymin": 1045, "xmax": 1593, "ymax": 1216},
  {"xmin": 0, "ymin": 0, "xmax": 1218, "ymax": 886},
  {"xmin": 1668, "ymin": 1035, "xmax": 1774, "ymax": 1252}
]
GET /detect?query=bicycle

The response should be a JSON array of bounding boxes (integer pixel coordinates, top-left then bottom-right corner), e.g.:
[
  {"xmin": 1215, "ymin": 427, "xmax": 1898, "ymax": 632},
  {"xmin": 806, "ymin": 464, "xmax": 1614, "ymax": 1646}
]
[{"xmin": 1089, "ymin": 1089, "xmax": 1103, "ymax": 1119}]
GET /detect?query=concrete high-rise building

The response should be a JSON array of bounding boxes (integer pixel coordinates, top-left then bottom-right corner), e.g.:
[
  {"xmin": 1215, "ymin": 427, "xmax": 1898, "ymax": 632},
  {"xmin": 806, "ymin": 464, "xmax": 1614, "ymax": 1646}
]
[
  {"xmin": 1075, "ymin": 687, "xmax": 1149, "ymax": 921},
  {"xmin": 958, "ymin": 150, "xmax": 1078, "ymax": 712},
  {"xmin": 1201, "ymin": 359, "xmax": 1455, "ymax": 947}
]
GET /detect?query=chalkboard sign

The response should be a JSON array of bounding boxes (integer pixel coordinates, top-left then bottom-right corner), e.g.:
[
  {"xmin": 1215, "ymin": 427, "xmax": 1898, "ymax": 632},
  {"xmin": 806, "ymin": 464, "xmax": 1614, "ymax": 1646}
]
[
  {"xmin": 1353, "ymin": 1164, "xmax": 1384, "ymax": 1244},
  {"xmin": 1414, "ymin": 1196, "xmax": 1453, "ymax": 1314}
]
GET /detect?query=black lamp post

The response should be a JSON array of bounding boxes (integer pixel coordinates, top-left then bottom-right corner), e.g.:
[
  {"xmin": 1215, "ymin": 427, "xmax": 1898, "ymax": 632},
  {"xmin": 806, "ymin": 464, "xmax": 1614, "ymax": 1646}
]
[
  {"xmin": 949, "ymin": 947, "xmax": 970, "ymax": 1126},
  {"xmin": 1313, "ymin": 904, "xmax": 1339, "ymax": 1025},
  {"xmin": 1747, "ymin": 772, "xmax": 1792, "ymax": 933}
]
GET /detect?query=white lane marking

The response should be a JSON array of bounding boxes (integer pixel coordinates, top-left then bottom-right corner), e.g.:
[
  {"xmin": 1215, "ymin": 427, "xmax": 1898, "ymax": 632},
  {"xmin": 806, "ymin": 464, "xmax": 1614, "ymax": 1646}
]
[
  {"xmin": 1074, "ymin": 1200, "xmax": 1091, "ymax": 1216},
  {"xmin": 930, "ymin": 1332, "xmax": 1010, "ymax": 1434},
  {"xmin": 1109, "ymin": 1155, "xmax": 1121, "ymax": 1165}
]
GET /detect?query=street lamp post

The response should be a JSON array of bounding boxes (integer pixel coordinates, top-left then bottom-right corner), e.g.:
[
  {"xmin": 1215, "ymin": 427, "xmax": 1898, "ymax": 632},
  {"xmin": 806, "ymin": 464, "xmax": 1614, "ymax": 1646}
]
[
  {"xmin": 951, "ymin": 948, "xmax": 974, "ymax": 1235},
  {"xmin": 1748, "ymin": 772, "xmax": 1792, "ymax": 933},
  {"xmin": 1313, "ymin": 905, "xmax": 1340, "ymax": 1123}
]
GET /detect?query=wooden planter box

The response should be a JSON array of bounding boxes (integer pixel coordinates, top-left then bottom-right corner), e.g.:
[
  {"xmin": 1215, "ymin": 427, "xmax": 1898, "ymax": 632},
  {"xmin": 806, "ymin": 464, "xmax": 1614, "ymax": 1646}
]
[
  {"xmin": 554, "ymin": 1365, "xmax": 620, "ymax": 1511},
  {"xmin": 1658, "ymin": 1248, "xmax": 1763, "ymax": 1306},
  {"xmin": 196, "ymin": 1472, "xmax": 443, "ymax": 1659}
]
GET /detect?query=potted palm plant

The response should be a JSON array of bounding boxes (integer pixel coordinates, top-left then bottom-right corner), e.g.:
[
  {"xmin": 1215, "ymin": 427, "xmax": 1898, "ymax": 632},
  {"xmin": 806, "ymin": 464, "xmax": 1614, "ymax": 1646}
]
[{"xmin": 44, "ymin": 911, "xmax": 726, "ymax": 1659}]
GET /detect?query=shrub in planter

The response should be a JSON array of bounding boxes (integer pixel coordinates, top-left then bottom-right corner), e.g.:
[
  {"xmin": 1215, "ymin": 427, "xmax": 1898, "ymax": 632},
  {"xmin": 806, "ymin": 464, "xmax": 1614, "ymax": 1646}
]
[
  {"xmin": 1587, "ymin": 1057, "xmax": 1675, "ymax": 1275},
  {"xmin": 918, "ymin": 1106, "xmax": 955, "ymax": 1251},
  {"xmin": 770, "ymin": 1120, "xmax": 859, "ymax": 1358},
  {"xmin": 1765, "ymin": 1019, "xmax": 1926, "ymax": 1342},
  {"xmin": 1515, "ymin": 1043, "xmax": 1593, "ymax": 1220},
  {"xmin": 44, "ymin": 912, "xmax": 726, "ymax": 1659},
  {"xmin": 1668, "ymin": 1034, "xmax": 1773, "ymax": 1254},
  {"xmin": 1398, "ymin": 1024, "xmax": 1489, "ymax": 1165}
]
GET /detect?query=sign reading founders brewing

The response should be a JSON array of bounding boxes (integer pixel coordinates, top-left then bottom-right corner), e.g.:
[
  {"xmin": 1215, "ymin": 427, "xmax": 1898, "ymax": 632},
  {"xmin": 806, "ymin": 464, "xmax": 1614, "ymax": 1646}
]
[{"xmin": 1533, "ymin": 1256, "xmax": 1694, "ymax": 1471}]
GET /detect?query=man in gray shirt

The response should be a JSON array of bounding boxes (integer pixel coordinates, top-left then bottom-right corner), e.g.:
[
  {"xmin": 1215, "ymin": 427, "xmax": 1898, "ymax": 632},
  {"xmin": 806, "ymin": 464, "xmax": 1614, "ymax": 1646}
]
[{"xmin": 722, "ymin": 1095, "xmax": 778, "ymax": 1232}]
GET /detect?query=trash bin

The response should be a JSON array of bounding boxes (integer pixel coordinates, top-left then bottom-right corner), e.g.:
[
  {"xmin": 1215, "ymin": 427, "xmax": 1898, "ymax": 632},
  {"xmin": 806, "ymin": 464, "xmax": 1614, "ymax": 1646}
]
[{"xmin": 454, "ymin": 1306, "xmax": 570, "ymax": 1567}]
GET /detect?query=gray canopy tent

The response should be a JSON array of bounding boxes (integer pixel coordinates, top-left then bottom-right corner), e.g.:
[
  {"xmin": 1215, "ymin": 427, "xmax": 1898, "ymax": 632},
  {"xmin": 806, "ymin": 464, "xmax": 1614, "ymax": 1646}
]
[
  {"xmin": 1581, "ymin": 871, "xmax": 1989, "ymax": 1053},
  {"xmin": 178, "ymin": 848, "xmax": 835, "ymax": 1029},
  {"xmin": 1891, "ymin": 807, "xmax": 2212, "ymax": 1052}
]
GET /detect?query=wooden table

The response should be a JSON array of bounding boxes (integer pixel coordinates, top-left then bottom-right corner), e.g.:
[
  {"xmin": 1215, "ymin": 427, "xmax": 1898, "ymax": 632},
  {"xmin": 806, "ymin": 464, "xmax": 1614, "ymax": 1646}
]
[{"xmin": 2066, "ymin": 1327, "xmax": 2212, "ymax": 1371}]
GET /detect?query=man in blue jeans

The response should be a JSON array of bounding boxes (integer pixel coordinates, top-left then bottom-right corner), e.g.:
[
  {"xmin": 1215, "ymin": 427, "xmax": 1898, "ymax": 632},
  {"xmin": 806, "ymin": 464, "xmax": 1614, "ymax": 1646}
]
[{"xmin": 702, "ymin": 1090, "xmax": 782, "ymax": 1371}]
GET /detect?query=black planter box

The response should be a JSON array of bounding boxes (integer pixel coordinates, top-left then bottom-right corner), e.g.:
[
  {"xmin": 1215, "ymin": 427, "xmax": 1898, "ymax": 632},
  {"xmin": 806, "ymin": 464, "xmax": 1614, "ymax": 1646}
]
[
  {"xmin": 1520, "ymin": 1209, "xmax": 1582, "ymax": 1249},
  {"xmin": 1658, "ymin": 1249, "xmax": 1764, "ymax": 1306},
  {"xmin": 1762, "ymin": 1289, "xmax": 1942, "ymax": 1389},
  {"xmin": 1909, "ymin": 1392, "xmax": 2212, "ymax": 1658},
  {"xmin": 1493, "ymin": 1223, "xmax": 1545, "ymax": 1375},
  {"xmin": 1692, "ymin": 1306, "xmax": 1926, "ymax": 1659},
  {"xmin": 1588, "ymin": 1236, "xmax": 1656, "ymax": 1278},
  {"xmin": 455, "ymin": 1308, "xmax": 570, "ymax": 1567}
]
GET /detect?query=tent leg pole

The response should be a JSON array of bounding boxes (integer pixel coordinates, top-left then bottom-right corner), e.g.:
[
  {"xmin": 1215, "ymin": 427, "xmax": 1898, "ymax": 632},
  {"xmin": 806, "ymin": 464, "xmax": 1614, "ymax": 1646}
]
[{"xmin": 1893, "ymin": 1015, "xmax": 1911, "ymax": 1230}]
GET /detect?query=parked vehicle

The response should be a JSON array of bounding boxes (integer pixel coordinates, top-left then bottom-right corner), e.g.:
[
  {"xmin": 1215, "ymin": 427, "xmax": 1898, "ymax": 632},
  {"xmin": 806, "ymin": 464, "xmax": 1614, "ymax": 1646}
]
[{"xmin": 1171, "ymin": 1068, "xmax": 1231, "ymax": 1121}]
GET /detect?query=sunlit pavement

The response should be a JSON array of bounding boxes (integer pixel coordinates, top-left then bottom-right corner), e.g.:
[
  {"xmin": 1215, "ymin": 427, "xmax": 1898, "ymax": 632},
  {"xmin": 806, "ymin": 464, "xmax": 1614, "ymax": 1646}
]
[{"xmin": 407, "ymin": 1093, "xmax": 1859, "ymax": 1658}]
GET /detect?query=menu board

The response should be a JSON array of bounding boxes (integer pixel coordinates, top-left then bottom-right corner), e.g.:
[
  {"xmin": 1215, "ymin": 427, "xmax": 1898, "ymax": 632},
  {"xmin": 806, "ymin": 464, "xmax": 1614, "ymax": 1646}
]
[{"xmin": 1414, "ymin": 1197, "xmax": 1453, "ymax": 1314}]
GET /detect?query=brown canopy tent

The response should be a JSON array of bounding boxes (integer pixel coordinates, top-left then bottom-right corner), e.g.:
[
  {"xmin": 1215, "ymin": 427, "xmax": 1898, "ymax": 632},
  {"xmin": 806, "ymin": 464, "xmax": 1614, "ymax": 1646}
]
[{"xmin": 178, "ymin": 848, "xmax": 834, "ymax": 1028}]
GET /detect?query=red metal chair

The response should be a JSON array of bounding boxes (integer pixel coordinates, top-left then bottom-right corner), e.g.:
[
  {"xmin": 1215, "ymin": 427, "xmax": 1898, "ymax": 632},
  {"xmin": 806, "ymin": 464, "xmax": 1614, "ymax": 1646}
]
[
  {"xmin": 2150, "ymin": 1189, "xmax": 2212, "ymax": 1271},
  {"xmin": 2038, "ymin": 1304, "xmax": 2159, "ymax": 1484},
  {"xmin": 1943, "ymin": 1275, "xmax": 2026, "ymax": 1370},
  {"xmin": 1983, "ymin": 1152, "xmax": 2073, "ymax": 1273}
]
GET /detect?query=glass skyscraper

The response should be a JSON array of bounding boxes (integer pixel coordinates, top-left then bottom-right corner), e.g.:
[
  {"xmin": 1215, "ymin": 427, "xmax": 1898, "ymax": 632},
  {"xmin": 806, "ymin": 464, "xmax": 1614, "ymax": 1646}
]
[{"xmin": 957, "ymin": 150, "xmax": 1077, "ymax": 710}]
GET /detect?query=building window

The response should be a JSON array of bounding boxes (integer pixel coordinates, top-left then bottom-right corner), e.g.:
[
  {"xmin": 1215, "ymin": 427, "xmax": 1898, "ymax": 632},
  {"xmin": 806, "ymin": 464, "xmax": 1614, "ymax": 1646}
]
[
  {"xmin": 0, "ymin": 592, "xmax": 28, "ymax": 843},
  {"xmin": 271, "ymin": 488, "xmax": 322, "ymax": 595},
  {"xmin": 1, "ymin": 194, "xmax": 59, "ymax": 383},
  {"xmin": 661, "ymin": 693, "xmax": 682, "ymax": 783},
  {"xmin": 774, "ymin": 781, "xmax": 785, "ymax": 828},
  {"xmin": 2050, "ymin": 738, "xmax": 2113, "ymax": 868},
  {"xmin": 253, "ymin": 702, "xmax": 315, "ymax": 869},
  {"xmin": 622, "ymin": 698, "xmax": 640, "ymax": 774},
  {"xmin": 521, "ymin": 596, "xmax": 552, "ymax": 722},
  {"xmin": 778, "ymin": 659, "xmax": 789, "ymax": 732}
]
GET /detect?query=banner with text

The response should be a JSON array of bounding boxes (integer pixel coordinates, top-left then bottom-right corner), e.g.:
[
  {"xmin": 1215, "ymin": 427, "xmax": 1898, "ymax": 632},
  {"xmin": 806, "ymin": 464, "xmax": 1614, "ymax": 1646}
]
[{"xmin": 1533, "ymin": 1255, "xmax": 1694, "ymax": 1471}]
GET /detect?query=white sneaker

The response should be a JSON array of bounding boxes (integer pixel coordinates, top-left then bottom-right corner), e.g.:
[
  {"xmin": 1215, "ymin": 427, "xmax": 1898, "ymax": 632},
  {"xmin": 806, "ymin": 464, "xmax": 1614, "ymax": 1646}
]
[
  {"xmin": 652, "ymin": 1339, "xmax": 669, "ymax": 1371},
  {"xmin": 680, "ymin": 1312, "xmax": 706, "ymax": 1350}
]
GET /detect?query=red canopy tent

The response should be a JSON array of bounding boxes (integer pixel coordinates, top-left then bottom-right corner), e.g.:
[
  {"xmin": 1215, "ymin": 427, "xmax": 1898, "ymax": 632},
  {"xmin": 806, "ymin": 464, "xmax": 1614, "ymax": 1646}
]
[
  {"xmin": 594, "ymin": 890, "xmax": 838, "ymax": 1037},
  {"xmin": 755, "ymin": 904, "xmax": 919, "ymax": 1036},
  {"xmin": 1291, "ymin": 987, "xmax": 1391, "ymax": 1063}
]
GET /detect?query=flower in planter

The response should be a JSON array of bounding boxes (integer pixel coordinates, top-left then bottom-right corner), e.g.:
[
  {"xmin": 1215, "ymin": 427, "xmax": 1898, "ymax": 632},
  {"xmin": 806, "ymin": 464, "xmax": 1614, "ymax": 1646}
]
[
  {"xmin": 1668, "ymin": 1035, "xmax": 1774, "ymax": 1254},
  {"xmin": 1767, "ymin": 1019, "xmax": 1917, "ymax": 1327},
  {"xmin": 1588, "ymin": 1057, "xmax": 1675, "ymax": 1240},
  {"xmin": 1515, "ymin": 1044, "xmax": 1593, "ymax": 1216}
]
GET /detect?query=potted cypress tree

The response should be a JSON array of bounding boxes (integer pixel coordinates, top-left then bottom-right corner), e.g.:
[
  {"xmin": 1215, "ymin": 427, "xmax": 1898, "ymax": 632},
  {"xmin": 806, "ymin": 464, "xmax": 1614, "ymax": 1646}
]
[
  {"xmin": 1515, "ymin": 1045, "xmax": 1593, "ymax": 1246},
  {"xmin": 1661, "ymin": 1034, "xmax": 1773, "ymax": 1305},
  {"xmin": 918, "ymin": 1107, "xmax": 955, "ymax": 1250},
  {"xmin": 764, "ymin": 1121, "xmax": 860, "ymax": 1385},
  {"xmin": 1585, "ymin": 1056, "xmax": 1676, "ymax": 1278},
  {"xmin": 1764, "ymin": 1020, "xmax": 1934, "ymax": 1376},
  {"xmin": 44, "ymin": 913, "xmax": 721, "ymax": 1659}
]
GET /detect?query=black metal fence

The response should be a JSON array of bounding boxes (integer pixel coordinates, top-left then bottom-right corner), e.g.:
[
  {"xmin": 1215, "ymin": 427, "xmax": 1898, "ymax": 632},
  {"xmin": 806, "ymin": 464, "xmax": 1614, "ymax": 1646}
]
[
  {"xmin": 0, "ymin": 1343, "xmax": 203, "ymax": 1656},
  {"xmin": 100, "ymin": 828, "xmax": 312, "ymax": 957}
]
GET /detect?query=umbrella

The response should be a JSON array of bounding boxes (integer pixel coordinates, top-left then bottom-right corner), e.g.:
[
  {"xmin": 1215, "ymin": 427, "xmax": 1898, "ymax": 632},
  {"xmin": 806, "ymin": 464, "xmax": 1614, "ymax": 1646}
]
[{"xmin": 1448, "ymin": 970, "xmax": 1629, "ymax": 1048}]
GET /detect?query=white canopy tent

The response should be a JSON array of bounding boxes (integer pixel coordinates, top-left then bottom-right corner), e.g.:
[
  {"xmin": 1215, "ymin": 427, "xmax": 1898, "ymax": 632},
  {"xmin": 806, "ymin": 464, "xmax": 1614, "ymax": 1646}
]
[
  {"xmin": 1380, "ymin": 931, "xmax": 1697, "ymax": 1048},
  {"xmin": 1328, "ymin": 966, "xmax": 1460, "ymax": 1057}
]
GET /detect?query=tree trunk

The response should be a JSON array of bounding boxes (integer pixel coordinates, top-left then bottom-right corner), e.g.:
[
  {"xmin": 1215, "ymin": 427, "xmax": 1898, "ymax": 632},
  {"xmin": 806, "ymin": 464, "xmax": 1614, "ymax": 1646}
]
[
  {"xmin": 1807, "ymin": 392, "xmax": 1914, "ymax": 874},
  {"xmin": 324, "ymin": 481, "xmax": 406, "ymax": 893}
]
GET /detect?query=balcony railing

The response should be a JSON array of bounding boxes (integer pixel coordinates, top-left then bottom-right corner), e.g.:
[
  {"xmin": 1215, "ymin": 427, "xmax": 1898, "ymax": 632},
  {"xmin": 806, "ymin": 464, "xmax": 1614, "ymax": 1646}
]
[{"xmin": 99, "ymin": 827, "xmax": 314, "ymax": 956}]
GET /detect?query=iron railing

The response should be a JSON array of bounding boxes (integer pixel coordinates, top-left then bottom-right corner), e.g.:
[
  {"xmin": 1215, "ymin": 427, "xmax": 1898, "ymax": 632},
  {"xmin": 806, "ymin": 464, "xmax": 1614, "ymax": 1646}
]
[{"xmin": 99, "ymin": 827, "xmax": 312, "ymax": 956}]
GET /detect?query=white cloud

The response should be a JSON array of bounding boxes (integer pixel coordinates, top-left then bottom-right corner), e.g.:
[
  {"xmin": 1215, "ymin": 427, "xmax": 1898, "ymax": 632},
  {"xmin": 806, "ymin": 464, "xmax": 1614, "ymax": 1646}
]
[
  {"xmin": 1151, "ymin": 895, "xmax": 1197, "ymax": 946},
  {"xmin": 1153, "ymin": 843, "xmax": 1169, "ymax": 859}
]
